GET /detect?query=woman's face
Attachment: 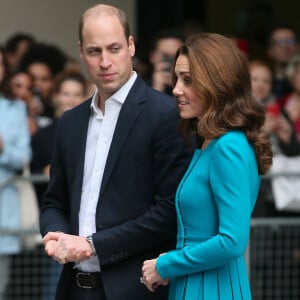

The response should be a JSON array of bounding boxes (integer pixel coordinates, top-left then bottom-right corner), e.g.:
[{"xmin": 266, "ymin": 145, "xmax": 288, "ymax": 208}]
[
  {"xmin": 10, "ymin": 72, "xmax": 33, "ymax": 102},
  {"xmin": 173, "ymin": 54, "xmax": 206, "ymax": 119},
  {"xmin": 250, "ymin": 65, "xmax": 272, "ymax": 102},
  {"xmin": 53, "ymin": 79, "xmax": 85, "ymax": 116}
]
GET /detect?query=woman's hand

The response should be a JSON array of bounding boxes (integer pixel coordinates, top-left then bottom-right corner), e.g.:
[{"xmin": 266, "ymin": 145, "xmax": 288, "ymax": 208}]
[
  {"xmin": 275, "ymin": 115, "xmax": 293, "ymax": 144},
  {"xmin": 142, "ymin": 258, "xmax": 169, "ymax": 292}
]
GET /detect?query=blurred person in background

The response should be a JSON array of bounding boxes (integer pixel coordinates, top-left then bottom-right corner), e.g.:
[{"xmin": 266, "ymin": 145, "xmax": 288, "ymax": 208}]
[
  {"xmin": 249, "ymin": 59, "xmax": 300, "ymax": 217},
  {"xmin": 31, "ymin": 68, "xmax": 87, "ymax": 182},
  {"xmin": 249, "ymin": 58, "xmax": 300, "ymax": 299},
  {"xmin": 266, "ymin": 24, "xmax": 299, "ymax": 99},
  {"xmin": 250, "ymin": 59, "xmax": 300, "ymax": 154},
  {"xmin": 19, "ymin": 42, "xmax": 68, "ymax": 126},
  {"xmin": 2, "ymin": 69, "xmax": 40, "ymax": 135},
  {"xmin": 147, "ymin": 29, "xmax": 184, "ymax": 95},
  {"xmin": 4, "ymin": 32, "xmax": 35, "ymax": 74},
  {"xmin": 282, "ymin": 54, "xmax": 300, "ymax": 140},
  {"xmin": 0, "ymin": 46, "xmax": 31, "ymax": 300}
]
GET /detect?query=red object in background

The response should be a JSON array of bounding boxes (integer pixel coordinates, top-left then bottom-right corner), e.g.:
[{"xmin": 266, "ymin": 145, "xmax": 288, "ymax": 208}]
[
  {"xmin": 235, "ymin": 38, "xmax": 249, "ymax": 55},
  {"xmin": 266, "ymin": 102, "xmax": 280, "ymax": 117}
]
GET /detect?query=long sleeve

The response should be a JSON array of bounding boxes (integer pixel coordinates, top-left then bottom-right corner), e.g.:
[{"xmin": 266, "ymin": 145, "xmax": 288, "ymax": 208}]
[
  {"xmin": 156, "ymin": 133, "xmax": 260, "ymax": 279},
  {"xmin": 0, "ymin": 100, "xmax": 31, "ymax": 170}
]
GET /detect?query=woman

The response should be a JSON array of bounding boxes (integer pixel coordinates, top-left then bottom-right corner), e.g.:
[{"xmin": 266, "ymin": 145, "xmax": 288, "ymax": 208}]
[
  {"xmin": 0, "ymin": 46, "xmax": 31, "ymax": 299},
  {"xmin": 249, "ymin": 59, "xmax": 300, "ymax": 217},
  {"xmin": 249, "ymin": 59, "xmax": 300, "ymax": 156},
  {"xmin": 2, "ymin": 69, "xmax": 41, "ymax": 135},
  {"xmin": 142, "ymin": 33, "xmax": 272, "ymax": 299},
  {"xmin": 282, "ymin": 54, "xmax": 300, "ymax": 140},
  {"xmin": 31, "ymin": 67, "xmax": 87, "ymax": 178}
]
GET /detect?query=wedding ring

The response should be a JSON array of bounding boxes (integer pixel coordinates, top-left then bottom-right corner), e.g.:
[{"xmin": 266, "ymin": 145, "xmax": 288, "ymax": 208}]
[{"xmin": 140, "ymin": 276, "xmax": 145, "ymax": 284}]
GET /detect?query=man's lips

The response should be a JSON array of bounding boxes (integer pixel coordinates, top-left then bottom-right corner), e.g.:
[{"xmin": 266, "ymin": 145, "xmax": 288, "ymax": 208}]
[{"xmin": 98, "ymin": 73, "xmax": 116, "ymax": 80}]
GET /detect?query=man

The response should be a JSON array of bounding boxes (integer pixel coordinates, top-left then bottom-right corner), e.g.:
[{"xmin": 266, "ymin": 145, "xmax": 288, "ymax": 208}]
[
  {"xmin": 266, "ymin": 24, "xmax": 299, "ymax": 98},
  {"xmin": 40, "ymin": 4, "xmax": 191, "ymax": 300},
  {"xmin": 147, "ymin": 29, "xmax": 184, "ymax": 95},
  {"xmin": 19, "ymin": 42, "xmax": 68, "ymax": 121}
]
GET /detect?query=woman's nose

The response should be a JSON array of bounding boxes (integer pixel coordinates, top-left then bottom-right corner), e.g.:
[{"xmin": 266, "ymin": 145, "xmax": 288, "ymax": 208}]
[{"xmin": 173, "ymin": 83, "xmax": 183, "ymax": 96}]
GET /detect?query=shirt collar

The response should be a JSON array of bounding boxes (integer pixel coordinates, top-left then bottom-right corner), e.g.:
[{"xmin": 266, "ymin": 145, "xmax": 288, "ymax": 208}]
[{"xmin": 90, "ymin": 71, "xmax": 137, "ymax": 114}]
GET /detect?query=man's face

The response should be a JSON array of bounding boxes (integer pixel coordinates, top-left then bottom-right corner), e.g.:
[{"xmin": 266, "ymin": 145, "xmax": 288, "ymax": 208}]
[
  {"xmin": 268, "ymin": 29, "xmax": 298, "ymax": 64},
  {"xmin": 150, "ymin": 38, "xmax": 183, "ymax": 67},
  {"xmin": 28, "ymin": 62, "xmax": 54, "ymax": 101},
  {"xmin": 79, "ymin": 14, "xmax": 135, "ymax": 101}
]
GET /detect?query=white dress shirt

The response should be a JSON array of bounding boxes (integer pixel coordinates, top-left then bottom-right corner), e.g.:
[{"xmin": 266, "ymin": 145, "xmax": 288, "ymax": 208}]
[{"xmin": 77, "ymin": 72, "xmax": 137, "ymax": 272}]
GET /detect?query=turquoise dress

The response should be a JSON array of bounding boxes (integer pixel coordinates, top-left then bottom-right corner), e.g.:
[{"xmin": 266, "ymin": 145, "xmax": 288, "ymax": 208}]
[{"xmin": 156, "ymin": 131, "xmax": 260, "ymax": 300}]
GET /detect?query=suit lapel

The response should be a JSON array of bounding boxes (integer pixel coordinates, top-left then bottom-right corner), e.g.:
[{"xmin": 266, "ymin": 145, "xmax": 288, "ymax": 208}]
[{"xmin": 100, "ymin": 77, "xmax": 146, "ymax": 196}]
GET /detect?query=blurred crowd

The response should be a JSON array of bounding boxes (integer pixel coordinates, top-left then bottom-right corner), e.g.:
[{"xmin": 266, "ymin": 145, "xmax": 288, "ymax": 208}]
[
  {"xmin": 0, "ymin": 11, "xmax": 300, "ymax": 299},
  {"xmin": 0, "ymin": 33, "xmax": 96, "ymax": 300}
]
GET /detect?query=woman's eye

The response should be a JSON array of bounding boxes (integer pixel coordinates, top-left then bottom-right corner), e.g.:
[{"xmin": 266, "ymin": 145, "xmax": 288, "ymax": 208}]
[{"xmin": 184, "ymin": 77, "xmax": 191, "ymax": 84}]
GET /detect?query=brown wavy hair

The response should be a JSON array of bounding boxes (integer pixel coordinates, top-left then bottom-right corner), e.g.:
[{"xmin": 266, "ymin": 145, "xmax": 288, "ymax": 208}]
[{"xmin": 176, "ymin": 33, "xmax": 272, "ymax": 175}]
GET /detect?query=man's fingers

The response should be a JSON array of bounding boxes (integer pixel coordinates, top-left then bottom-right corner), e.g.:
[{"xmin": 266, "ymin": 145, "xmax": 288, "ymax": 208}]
[
  {"xmin": 73, "ymin": 250, "xmax": 91, "ymax": 262},
  {"xmin": 44, "ymin": 240, "xmax": 58, "ymax": 256},
  {"xmin": 43, "ymin": 231, "xmax": 61, "ymax": 244}
]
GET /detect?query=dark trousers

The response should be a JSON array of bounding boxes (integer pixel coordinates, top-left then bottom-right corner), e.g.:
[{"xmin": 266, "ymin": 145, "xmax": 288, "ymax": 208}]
[{"xmin": 67, "ymin": 284, "xmax": 106, "ymax": 300}]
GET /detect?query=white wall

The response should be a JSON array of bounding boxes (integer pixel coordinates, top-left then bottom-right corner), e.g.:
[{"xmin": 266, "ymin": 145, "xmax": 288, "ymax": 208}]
[{"xmin": 0, "ymin": 0, "xmax": 136, "ymax": 63}]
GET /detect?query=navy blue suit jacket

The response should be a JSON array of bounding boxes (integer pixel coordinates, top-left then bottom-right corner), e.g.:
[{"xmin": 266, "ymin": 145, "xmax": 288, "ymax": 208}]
[{"xmin": 40, "ymin": 76, "xmax": 192, "ymax": 300}]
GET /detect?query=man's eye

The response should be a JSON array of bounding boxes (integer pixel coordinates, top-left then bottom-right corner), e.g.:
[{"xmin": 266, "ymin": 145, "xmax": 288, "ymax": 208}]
[
  {"xmin": 112, "ymin": 47, "xmax": 119, "ymax": 53},
  {"xmin": 88, "ymin": 49, "xmax": 99, "ymax": 55}
]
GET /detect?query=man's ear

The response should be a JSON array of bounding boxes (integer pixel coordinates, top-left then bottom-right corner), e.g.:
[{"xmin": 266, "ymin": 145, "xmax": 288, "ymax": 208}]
[{"xmin": 128, "ymin": 36, "xmax": 135, "ymax": 57}]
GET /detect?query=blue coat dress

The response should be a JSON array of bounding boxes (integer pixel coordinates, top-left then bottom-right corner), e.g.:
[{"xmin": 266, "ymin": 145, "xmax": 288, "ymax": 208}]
[
  {"xmin": 156, "ymin": 131, "xmax": 260, "ymax": 300},
  {"xmin": 0, "ymin": 97, "xmax": 31, "ymax": 254}
]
